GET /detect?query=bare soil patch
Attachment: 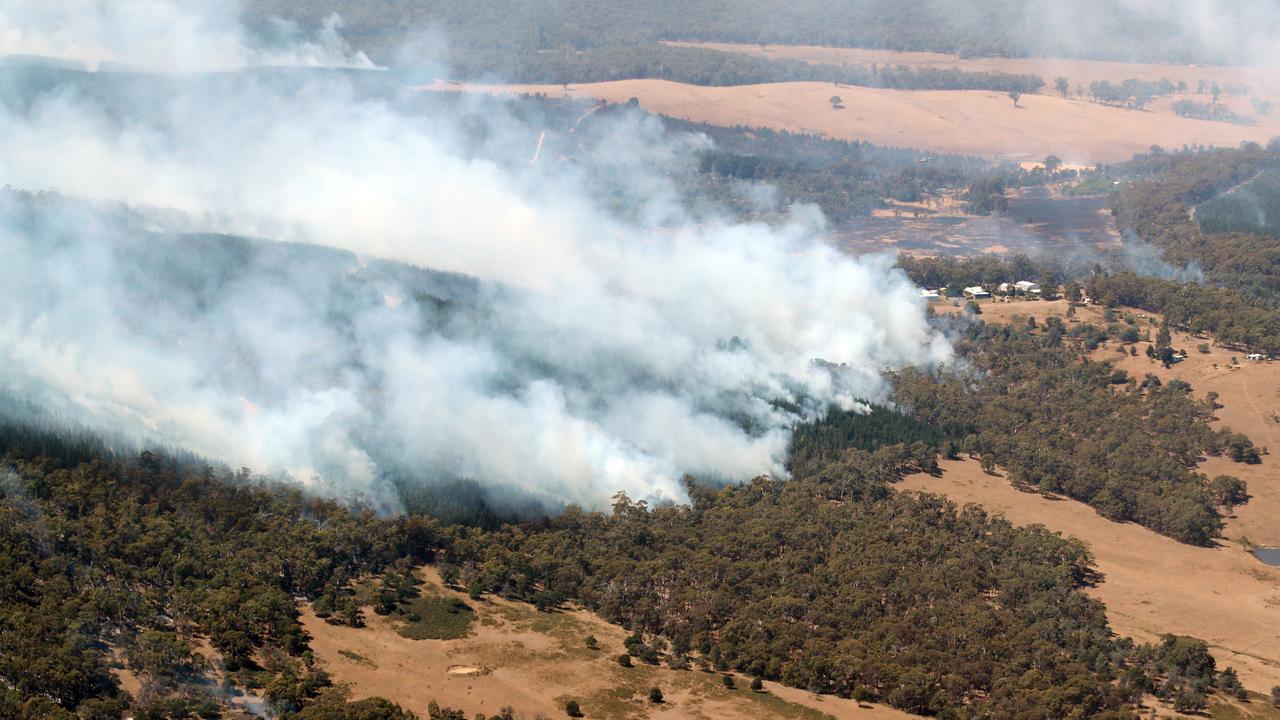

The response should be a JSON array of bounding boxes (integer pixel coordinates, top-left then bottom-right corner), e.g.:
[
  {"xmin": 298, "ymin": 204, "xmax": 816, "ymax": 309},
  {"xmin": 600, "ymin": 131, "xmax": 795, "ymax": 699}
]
[
  {"xmin": 420, "ymin": 80, "xmax": 1280, "ymax": 164},
  {"xmin": 301, "ymin": 567, "xmax": 918, "ymax": 720},
  {"xmin": 106, "ymin": 644, "xmax": 142, "ymax": 697}
]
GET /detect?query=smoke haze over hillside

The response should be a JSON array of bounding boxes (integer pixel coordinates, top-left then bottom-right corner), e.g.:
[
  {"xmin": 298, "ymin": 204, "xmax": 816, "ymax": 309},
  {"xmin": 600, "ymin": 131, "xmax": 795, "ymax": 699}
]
[
  {"xmin": 0, "ymin": 0, "xmax": 376, "ymax": 71},
  {"xmin": 243, "ymin": 0, "xmax": 1280, "ymax": 68},
  {"xmin": 0, "ymin": 2, "xmax": 949, "ymax": 513}
]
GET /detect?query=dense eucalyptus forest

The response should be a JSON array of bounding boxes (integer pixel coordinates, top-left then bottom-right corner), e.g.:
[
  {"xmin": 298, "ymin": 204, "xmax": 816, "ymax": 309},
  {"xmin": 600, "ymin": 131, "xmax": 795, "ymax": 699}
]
[
  {"xmin": 1111, "ymin": 142, "xmax": 1280, "ymax": 306},
  {"xmin": 0, "ymin": 402, "xmax": 1246, "ymax": 719}
]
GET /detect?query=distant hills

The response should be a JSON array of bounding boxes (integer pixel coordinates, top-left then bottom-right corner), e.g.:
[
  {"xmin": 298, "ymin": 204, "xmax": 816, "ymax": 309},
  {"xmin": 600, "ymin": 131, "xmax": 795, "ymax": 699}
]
[{"xmin": 244, "ymin": 0, "xmax": 1280, "ymax": 71}]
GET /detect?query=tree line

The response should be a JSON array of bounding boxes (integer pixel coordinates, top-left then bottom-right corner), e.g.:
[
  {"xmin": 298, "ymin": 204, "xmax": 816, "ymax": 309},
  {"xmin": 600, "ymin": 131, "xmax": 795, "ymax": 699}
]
[
  {"xmin": 888, "ymin": 318, "xmax": 1254, "ymax": 545},
  {"xmin": 246, "ymin": 0, "xmax": 1265, "ymax": 67},
  {"xmin": 899, "ymin": 242, "xmax": 1280, "ymax": 357},
  {"xmin": 1171, "ymin": 100, "xmax": 1256, "ymax": 126},
  {"xmin": 1088, "ymin": 78, "xmax": 1176, "ymax": 109},
  {"xmin": 444, "ymin": 42, "xmax": 1046, "ymax": 92},
  {"xmin": 1087, "ymin": 272, "xmax": 1280, "ymax": 355}
]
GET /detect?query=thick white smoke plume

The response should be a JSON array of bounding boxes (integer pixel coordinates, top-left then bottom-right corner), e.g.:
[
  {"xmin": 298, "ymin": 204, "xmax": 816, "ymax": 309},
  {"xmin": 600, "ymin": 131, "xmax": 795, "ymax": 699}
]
[{"xmin": 0, "ymin": 2, "xmax": 950, "ymax": 513}]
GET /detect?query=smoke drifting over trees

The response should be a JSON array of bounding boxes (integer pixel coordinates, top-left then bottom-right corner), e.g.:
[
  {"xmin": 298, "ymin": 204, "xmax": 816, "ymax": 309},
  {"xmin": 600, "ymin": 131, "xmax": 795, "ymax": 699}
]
[
  {"xmin": 0, "ymin": 2, "xmax": 949, "ymax": 513},
  {"xmin": 0, "ymin": 0, "xmax": 376, "ymax": 72},
  {"xmin": 245, "ymin": 0, "xmax": 1280, "ymax": 69}
]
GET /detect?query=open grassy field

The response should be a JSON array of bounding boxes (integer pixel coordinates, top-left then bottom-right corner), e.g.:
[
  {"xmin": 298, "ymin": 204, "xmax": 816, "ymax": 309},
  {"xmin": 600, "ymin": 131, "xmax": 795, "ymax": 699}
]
[
  {"xmin": 940, "ymin": 298, "xmax": 1280, "ymax": 547},
  {"xmin": 1095, "ymin": 321, "xmax": 1280, "ymax": 549},
  {"xmin": 421, "ymin": 79, "xmax": 1280, "ymax": 165},
  {"xmin": 900, "ymin": 457, "xmax": 1280, "ymax": 696},
  {"xmin": 667, "ymin": 41, "xmax": 1280, "ymax": 113},
  {"xmin": 302, "ymin": 567, "xmax": 920, "ymax": 720}
]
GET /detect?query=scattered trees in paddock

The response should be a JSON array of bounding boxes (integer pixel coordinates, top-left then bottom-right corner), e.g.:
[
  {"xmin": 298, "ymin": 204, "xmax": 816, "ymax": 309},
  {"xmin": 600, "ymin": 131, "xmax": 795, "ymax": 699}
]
[
  {"xmin": 1171, "ymin": 99, "xmax": 1255, "ymax": 126},
  {"xmin": 1088, "ymin": 78, "xmax": 1177, "ymax": 110},
  {"xmin": 884, "ymin": 318, "xmax": 1257, "ymax": 545}
]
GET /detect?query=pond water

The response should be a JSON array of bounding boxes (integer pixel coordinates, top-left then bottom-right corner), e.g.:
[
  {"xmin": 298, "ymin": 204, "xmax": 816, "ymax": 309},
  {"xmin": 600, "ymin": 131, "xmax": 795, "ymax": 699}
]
[{"xmin": 1251, "ymin": 547, "xmax": 1280, "ymax": 566}]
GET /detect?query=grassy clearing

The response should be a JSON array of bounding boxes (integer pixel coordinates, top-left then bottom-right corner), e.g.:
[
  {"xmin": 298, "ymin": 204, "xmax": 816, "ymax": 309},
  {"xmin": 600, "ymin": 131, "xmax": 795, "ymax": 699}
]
[
  {"xmin": 394, "ymin": 596, "xmax": 475, "ymax": 640},
  {"xmin": 559, "ymin": 668, "xmax": 655, "ymax": 720},
  {"xmin": 1207, "ymin": 693, "xmax": 1280, "ymax": 720},
  {"xmin": 560, "ymin": 664, "xmax": 836, "ymax": 720},
  {"xmin": 486, "ymin": 599, "xmax": 599, "ymax": 654},
  {"xmin": 737, "ymin": 686, "xmax": 837, "ymax": 720}
]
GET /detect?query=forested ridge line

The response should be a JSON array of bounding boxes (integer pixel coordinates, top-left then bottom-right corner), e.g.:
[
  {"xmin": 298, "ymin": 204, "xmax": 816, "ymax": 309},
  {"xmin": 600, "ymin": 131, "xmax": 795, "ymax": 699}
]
[
  {"xmin": 1111, "ymin": 142, "xmax": 1280, "ymax": 310},
  {"xmin": 246, "ymin": 0, "xmax": 1256, "ymax": 67}
]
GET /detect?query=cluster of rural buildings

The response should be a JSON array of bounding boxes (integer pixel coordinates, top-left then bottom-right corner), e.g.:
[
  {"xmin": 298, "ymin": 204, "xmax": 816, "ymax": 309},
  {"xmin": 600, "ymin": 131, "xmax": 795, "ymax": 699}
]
[
  {"xmin": 919, "ymin": 281, "xmax": 1042, "ymax": 301},
  {"xmin": 916, "ymin": 283, "xmax": 1274, "ymax": 361}
]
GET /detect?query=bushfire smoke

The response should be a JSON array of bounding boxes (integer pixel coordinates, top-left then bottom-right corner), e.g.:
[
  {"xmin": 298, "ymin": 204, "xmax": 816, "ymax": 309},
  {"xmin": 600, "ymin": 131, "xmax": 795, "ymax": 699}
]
[{"xmin": 0, "ymin": 2, "xmax": 950, "ymax": 513}]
